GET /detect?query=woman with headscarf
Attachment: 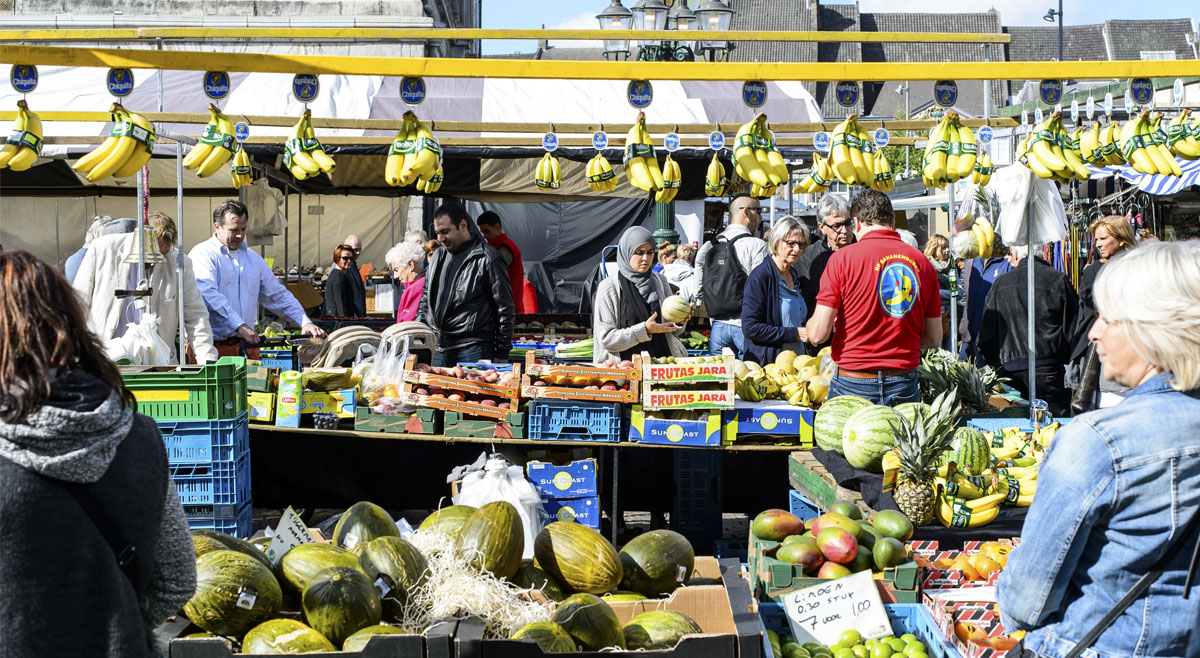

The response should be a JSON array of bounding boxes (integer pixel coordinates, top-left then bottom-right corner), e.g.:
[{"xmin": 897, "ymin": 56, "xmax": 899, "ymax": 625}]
[{"xmin": 593, "ymin": 226, "xmax": 689, "ymax": 364}]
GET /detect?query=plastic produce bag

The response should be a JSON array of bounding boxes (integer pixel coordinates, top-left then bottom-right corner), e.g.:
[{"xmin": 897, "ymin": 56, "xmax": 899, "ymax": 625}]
[
  {"xmin": 105, "ymin": 313, "xmax": 172, "ymax": 366},
  {"xmin": 453, "ymin": 455, "xmax": 548, "ymax": 560},
  {"xmin": 363, "ymin": 336, "xmax": 417, "ymax": 414},
  {"xmin": 991, "ymin": 163, "xmax": 1067, "ymax": 246}
]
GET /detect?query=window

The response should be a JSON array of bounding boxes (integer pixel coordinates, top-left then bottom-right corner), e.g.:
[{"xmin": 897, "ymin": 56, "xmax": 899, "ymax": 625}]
[{"xmin": 1139, "ymin": 50, "xmax": 1176, "ymax": 61}]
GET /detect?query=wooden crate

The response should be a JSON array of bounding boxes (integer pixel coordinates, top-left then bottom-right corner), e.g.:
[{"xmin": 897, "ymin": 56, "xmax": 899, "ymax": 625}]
[
  {"xmin": 521, "ymin": 352, "xmax": 640, "ymax": 403},
  {"xmin": 444, "ymin": 411, "xmax": 527, "ymax": 439},
  {"xmin": 640, "ymin": 379, "xmax": 737, "ymax": 411},
  {"xmin": 353, "ymin": 406, "xmax": 442, "ymax": 435},
  {"xmin": 400, "ymin": 356, "xmax": 520, "ymax": 420},
  {"xmin": 640, "ymin": 351, "xmax": 736, "ymax": 383},
  {"xmin": 787, "ymin": 450, "xmax": 876, "ymax": 515}
]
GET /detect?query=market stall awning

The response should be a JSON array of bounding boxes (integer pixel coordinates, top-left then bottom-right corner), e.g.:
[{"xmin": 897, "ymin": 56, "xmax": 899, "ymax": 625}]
[{"xmin": 1088, "ymin": 159, "xmax": 1200, "ymax": 196}]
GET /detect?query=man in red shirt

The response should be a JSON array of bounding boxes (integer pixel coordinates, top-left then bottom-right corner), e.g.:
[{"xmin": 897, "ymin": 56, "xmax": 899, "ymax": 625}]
[
  {"xmin": 805, "ymin": 189, "xmax": 942, "ymax": 405},
  {"xmin": 477, "ymin": 211, "xmax": 526, "ymax": 314}
]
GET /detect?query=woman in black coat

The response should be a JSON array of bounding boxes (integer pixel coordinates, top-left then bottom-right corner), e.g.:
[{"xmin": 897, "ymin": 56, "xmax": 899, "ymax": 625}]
[
  {"xmin": 742, "ymin": 216, "xmax": 810, "ymax": 365},
  {"xmin": 324, "ymin": 243, "xmax": 366, "ymax": 317}
]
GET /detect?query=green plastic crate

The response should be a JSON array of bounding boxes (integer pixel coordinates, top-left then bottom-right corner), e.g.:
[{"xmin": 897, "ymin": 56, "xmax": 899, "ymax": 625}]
[{"xmin": 122, "ymin": 357, "xmax": 248, "ymax": 421}]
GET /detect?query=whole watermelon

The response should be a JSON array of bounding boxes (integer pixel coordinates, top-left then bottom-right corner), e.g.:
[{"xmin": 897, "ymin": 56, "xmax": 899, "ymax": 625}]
[
  {"xmin": 623, "ymin": 610, "xmax": 703, "ymax": 650},
  {"xmin": 417, "ymin": 505, "xmax": 477, "ymax": 538},
  {"xmin": 357, "ymin": 536, "xmax": 429, "ymax": 617},
  {"xmin": 242, "ymin": 618, "xmax": 335, "ymax": 654},
  {"xmin": 618, "ymin": 529, "xmax": 694, "ymax": 598},
  {"xmin": 302, "ymin": 566, "xmax": 382, "ymax": 646},
  {"xmin": 192, "ymin": 529, "xmax": 275, "ymax": 573},
  {"xmin": 511, "ymin": 621, "xmax": 578, "ymax": 653},
  {"xmin": 342, "ymin": 625, "xmax": 409, "ymax": 651},
  {"xmin": 456, "ymin": 501, "xmax": 524, "ymax": 579},
  {"xmin": 551, "ymin": 593, "xmax": 626, "ymax": 650},
  {"xmin": 184, "ymin": 550, "xmax": 282, "ymax": 637},
  {"xmin": 511, "ymin": 565, "xmax": 567, "ymax": 601},
  {"xmin": 893, "ymin": 402, "xmax": 930, "ymax": 427},
  {"xmin": 280, "ymin": 542, "xmax": 361, "ymax": 595},
  {"xmin": 950, "ymin": 427, "xmax": 991, "ymax": 475},
  {"xmin": 814, "ymin": 395, "xmax": 872, "ymax": 453},
  {"xmin": 534, "ymin": 521, "xmax": 623, "ymax": 594},
  {"xmin": 842, "ymin": 405, "xmax": 901, "ymax": 472},
  {"xmin": 333, "ymin": 501, "xmax": 401, "ymax": 550}
]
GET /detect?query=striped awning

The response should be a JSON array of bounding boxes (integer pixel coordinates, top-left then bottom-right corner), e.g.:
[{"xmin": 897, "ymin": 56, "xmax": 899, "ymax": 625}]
[{"xmin": 1088, "ymin": 158, "xmax": 1200, "ymax": 197}]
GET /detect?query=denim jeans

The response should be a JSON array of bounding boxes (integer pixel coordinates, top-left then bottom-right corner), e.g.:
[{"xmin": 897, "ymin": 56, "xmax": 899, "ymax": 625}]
[
  {"xmin": 829, "ymin": 371, "xmax": 920, "ymax": 406},
  {"xmin": 432, "ymin": 342, "xmax": 494, "ymax": 367},
  {"xmin": 709, "ymin": 321, "xmax": 744, "ymax": 359}
]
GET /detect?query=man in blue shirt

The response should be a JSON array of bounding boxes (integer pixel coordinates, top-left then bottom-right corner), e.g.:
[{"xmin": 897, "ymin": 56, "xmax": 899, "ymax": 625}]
[{"xmin": 189, "ymin": 199, "xmax": 325, "ymax": 352}]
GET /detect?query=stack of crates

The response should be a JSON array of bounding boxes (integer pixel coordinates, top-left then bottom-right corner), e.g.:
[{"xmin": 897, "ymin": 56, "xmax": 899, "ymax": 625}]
[
  {"xmin": 672, "ymin": 449, "xmax": 722, "ymax": 553},
  {"xmin": 527, "ymin": 456, "xmax": 601, "ymax": 530},
  {"xmin": 121, "ymin": 357, "xmax": 252, "ymax": 537}
]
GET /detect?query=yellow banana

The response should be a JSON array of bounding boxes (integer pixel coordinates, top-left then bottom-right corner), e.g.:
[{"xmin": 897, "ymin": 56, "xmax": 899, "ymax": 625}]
[
  {"xmin": 385, "ymin": 114, "xmax": 415, "ymax": 187},
  {"xmin": 4, "ymin": 100, "xmax": 42, "ymax": 172},
  {"xmin": 735, "ymin": 115, "xmax": 771, "ymax": 187},
  {"xmin": 923, "ymin": 116, "xmax": 951, "ymax": 186},
  {"xmin": 286, "ymin": 111, "xmax": 321, "ymax": 176},
  {"xmin": 112, "ymin": 108, "xmax": 156, "ymax": 179},
  {"xmin": 0, "ymin": 102, "xmax": 27, "ymax": 168},
  {"xmin": 73, "ymin": 105, "xmax": 128, "ymax": 178},
  {"xmin": 936, "ymin": 494, "xmax": 1000, "ymax": 528},
  {"xmin": 182, "ymin": 105, "xmax": 219, "ymax": 170},
  {"xmin": 195, "ymin": 111, "xmax": 234, "ymax": 178},
  {"xmin": 641, "ymin": 121, "xmax": 666, "ymax": 190},
  {"xmin": 624, "ymin": 113, "xmax": 658, "ymax": 192},
  {"xmin": 955, "ymin": 120, "xmax": 978, "ymax": 182},
  {"xmin": 843, "ymin": 116, "xmax": 871, "ymax": 184},
  {"xmin": 830, "ymin": 119, "xmax": 858, "ymax": 185},
  {"xmin": 304, "ymin": 114, "xmax": 337, "ymax": 175},
  {"xmin": 751, "ymin": 118, "xmax": 783, "ymax": 186},
  {"xmin": 764, "ymin": 127, "xmax": 789, "ymax": 183},
  {"xmin": 404, "ymin": 113, "xmax": 441, "ymax": 183},
  {"xmin": 705, "ymin": 153, "xmax": 727, "ymax": 197},
  {"xmin": 85, "ymin": 104, "xmax": 141, "ymax": 182}
]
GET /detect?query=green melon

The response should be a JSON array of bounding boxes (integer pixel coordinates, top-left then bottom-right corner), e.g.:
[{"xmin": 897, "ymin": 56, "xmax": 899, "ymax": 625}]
[
  {"xmin": 192, "ymin": 529, "xmax": 275, "ymax": 573},
  {"xmin": 551, "ymin": 593, "xmax": 626, "ymax": 650},
  {"xmin": 622, "ymin": 610, "xmax": 703, "ymax": 650},
  {"xmin": 192, "ymin": 534, "xmax": 226, "ymax": 558},
  {"xmin": 242, "ymin": 618, "xmax": 336, "ymax": 654},
  {"xmin": 456, "ymin": 501, "xmax": 524, "ymax": 579},
  {"xmin": 511, "ymin": 565, "xmax": 567, "ymax": 602},
  {"xmin": 183, "ymin": 550, "xmax": 282, "ymax": 637},
  {"xmin": 511, "ymin": 621, "xmax": 578, "ymax": 653},
  {"xmin": 814, "ymin": 395, "xmax": 872, "ymax": 453},
  {"xmin": 333, "ymin": 501, "xmax": 401, "ymax": 551},
  {"xmin": 950, "ymin": 427, "xmax": 991, "ymax": 475},
  {"xmin": 417, "ymin": 505, "xmax": 477, "ymax": 538},
  {"xmin": 602, "ymin": 590, "xmax": 648, "ymax": 602},
  {"xmin": 357, "ymin": 536, "xmax": 429, "ymax": 618},
  {"xmin": 842, "ymin": 405, "xmax": 902, "ymax": 472},
  {"xmin": 280, "ymin": 542, "xmax": 362, "ymax": 595},
  {"xmin": 534, "ymin": 521, "xmax": 624, "ymax": 595},
  {"xmin": 301, "ymin": 566, "xmax": 382, "ymax": 646},
  {"xmin": 342, "ymin": 624, "xmax": 409, "ymax": 651},
  {"xmin": 618, "ymin": 529, "xmax": 694, "ymax": 598}
]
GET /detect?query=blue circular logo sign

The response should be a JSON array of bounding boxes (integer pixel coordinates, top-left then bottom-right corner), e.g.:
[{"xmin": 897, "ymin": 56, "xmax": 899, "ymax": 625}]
[
  {"xmin": 542, "ymin": 132, "xmax": 558, "ymax": 152},
  {"xmin": 708, "ymin": 131, "xmax": 725, "ymax": 151},
  {"xmin": 1039, "ymin": 79, "xmax": 1063, "ymax": 106},
  {"xmin": 742, "ymin": 80, "xmax": 767, "ymax": 109},
  {"xmin": 292, "ymin": 74, "xmax": 319, "ymax": 103},
  {"xmin": 107, "ymin": 67, "xmax": 134, "ymax": 97},
  {"xmin": 203, "ymin": 71, "xmax": 231, "ymax": 100},
  {"xmin": 1069, "ymin": 100, "xmax": 1078, "ymax": 122},
  {"xmin": 663, "ymin": 132, "xmax": 680, "ymax": 152},
  {"xmin": 813, "ymin": 132, "xmax": 831, "ymax": 152},
  {"xmin": 1129, "ymin": 78, "xmax": 1154, "ymax": 106},
  {"xmin": 872, "ymin": 128, "xmax": 890, "ymax": 148},
  {"xmin": 592, "ymin": 131, "xmax": 608, "ymax": 150},
  {"xmin": 835, "ymin": 81, "xmax": 859, "ymax": 108},
  {"xmin": 933, "ymin": 80, "xmax": 958, "ymax": 108},
  {"xmin": 1034, "ymin": 107, "xmax": 1045, "ymax": 125},
  {"xmin": 1087, "ymin": 97, "xmax": 1096, "ymax": 120},
  {"xmin": 1104, "ymin": 93, "xmax": 1113, "ymax": 116},
  {"xmin": 978, "ymin": 126, "xmax": 993, "ymax": 144},
  {"xmin": 1173, "ymin": 78, "xmax": 1185, "ymax": 106},
  {"xmin": 1123, "ymin": 89, "xmax": 1133, "ymax": 112},
  {"xmin": 234, "ymin": 122, "xmax": 250, "ymax": 141},
  {"xmin": 627, "ymin": 80, "xmax": 653, "ymax": 109},
  {"xmin": 400, "ymin": 76, "xmax": 426, "ymax": 105},
  {"xmin": 10, "ymin": 64, "xmax": 37, "ymax": 93},
  {"xmin": 878, "ymin": 261, "xmax": 920, "ymax": 319}
]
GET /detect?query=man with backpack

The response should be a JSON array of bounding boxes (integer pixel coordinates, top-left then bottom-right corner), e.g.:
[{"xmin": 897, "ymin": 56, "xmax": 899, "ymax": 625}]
[{"xmin": 694, "ymin": 194, "xmax": 770, "ymax": 359}]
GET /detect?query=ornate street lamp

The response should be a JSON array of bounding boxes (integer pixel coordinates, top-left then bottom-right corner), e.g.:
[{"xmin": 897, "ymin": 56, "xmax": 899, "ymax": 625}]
[
  {"xmin": 596, "ymin": 0, "xmax": 633, "ymax": 61},
  {"xmin": 695, "ymin": 0, "xmax": 735, "ymax": 62}
]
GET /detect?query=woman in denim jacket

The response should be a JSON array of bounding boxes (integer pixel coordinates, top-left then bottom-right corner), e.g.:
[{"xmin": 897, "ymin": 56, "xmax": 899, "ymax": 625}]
[{"xmin": 997, "ymin": 241, "xmax": 1200, "ymax": 658}]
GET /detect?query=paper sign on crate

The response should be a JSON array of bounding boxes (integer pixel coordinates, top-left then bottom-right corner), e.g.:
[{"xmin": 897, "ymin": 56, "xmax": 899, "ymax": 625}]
[
  {"xmin": 266, "ymin": 506, "xmax": 314, "ymax": 565},
  {"xmin": 781, "ymin": 569, "xmax": 891, "ymax": 646}
]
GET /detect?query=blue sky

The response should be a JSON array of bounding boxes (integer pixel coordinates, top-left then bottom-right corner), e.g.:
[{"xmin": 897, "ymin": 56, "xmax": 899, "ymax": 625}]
[{"xmin": 481, "ymin": 1, "xmax": 1198, "ymax": 55}]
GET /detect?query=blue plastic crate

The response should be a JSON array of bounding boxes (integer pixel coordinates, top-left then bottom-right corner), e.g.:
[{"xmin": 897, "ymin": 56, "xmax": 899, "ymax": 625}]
[
  {"xmin": 788, "ymin": 489, "xmax": 821, "ymax": 522},
  {"xmin": 158, "ymin": 413, "xmax": 249, "ymax": 464},
  {"xmin": 686, "ymin": 349, "xmax": 708, "ymax": 357},
  {"xmin": 528, "ymin": 399, "xmax": 623, "ymax": 442},
  {"xmin": 760, "ymin": 602, "xmax": 961, "ymax": 658},
  {"xmin": 184, "ymin": 501, "xmax": 253, "ymax": 538},
  {"xmin": 714, "ymin": 539, "xmax": 749, "ymax": 561},
  {"xmin": 966, "ymin": 417, "xmax": 1071, "ymax": 434},
  {"xmin": 672, "ymin": 450, "xmax": 722, "ymax": 551},
  {"xmin": 258, "ymin": 347, "xmax": 298, "ymax": 371},
  {"xmin": 457, "ymin": 362, "xmax": 515, "ymax": 372},
  {"xmin": 171, "ymin": 453, "xmax": 251, "ymax": 507}
]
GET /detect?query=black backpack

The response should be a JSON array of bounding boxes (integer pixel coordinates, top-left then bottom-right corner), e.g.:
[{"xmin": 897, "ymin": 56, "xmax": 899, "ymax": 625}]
[{"xmin": 702, "ymin": 233, "xmax": 753, "ymax": 321}]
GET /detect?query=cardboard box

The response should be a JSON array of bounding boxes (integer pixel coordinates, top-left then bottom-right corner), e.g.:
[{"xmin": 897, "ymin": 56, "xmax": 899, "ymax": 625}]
[
  {"xmin": 629, "ymin": 406, "xmax": 724, "ymax": 447},
  {"xmin": 299, "ymin": 389, "xmax": 356, "ymax": 418},
  {"xmin": 527, "ymin": 457, "xmax": 598, "ymax": 498},
  {"xmin": 353, "ymin": 406, "xmax": 442, "ymax": 435},
  {"xmin": 541, "ymin": 496, "xmax": 600, "ymax": 529},
  {"xmin": 923, "ymin": 597, "xmax": 1019, "ymax": 658},
  {"xmin": 247, "ymin": 392, "xmax": 276, "ymax": 422},
  {"xmin": 721, "ymin": 401, "xmax": 815, "ymax": 445},
  {"xmin": 640, "ymin": 352, "xmax": 736, "ymax": 382},
  {"xmin": 246, "ymin": 363, "xmax": 278, "ymax": 393}
]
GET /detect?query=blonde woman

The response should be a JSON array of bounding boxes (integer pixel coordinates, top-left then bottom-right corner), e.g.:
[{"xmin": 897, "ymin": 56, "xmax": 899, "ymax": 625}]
[{"xmin": 1071, "ymin": 216, "xmax": 1138, "ymax": 410}]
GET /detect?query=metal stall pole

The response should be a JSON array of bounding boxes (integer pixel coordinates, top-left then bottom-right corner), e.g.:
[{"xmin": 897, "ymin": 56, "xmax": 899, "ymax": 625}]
[
  {"xmin": 136, "ymin": 169, "xmax": 147, "ymax": 292},
  {"xmin": 947, "ymin": 183, "xmax": 957, "ymax": 357},
  {"xmin": 1026, "ymin": 187, "xmax": 1038, "ymax": 420},
  {"xmin": 285, "ymin": 193, "xmax": 290, "ymax": 273},
  {"xmin": 611, "ymin": 447, "xmax": 619, "ymax": 547},
  {"xmin": 55, "ymin": 198, "xmax": 60, "ymax": 267},
  {"xmin": 176, "ymin": 137, "xmax": 186, "ymax": 363},
  {"xmin": 390, "ymin": 197, "xmax": 396, "ymax": 247}
]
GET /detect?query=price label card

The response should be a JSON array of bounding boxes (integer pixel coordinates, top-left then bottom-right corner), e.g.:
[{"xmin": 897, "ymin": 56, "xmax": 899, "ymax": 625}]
[
  {"xmin": 1104, "ymin": 92, "xmax": 1113, "ymax": 117},
  {"xmin": 266, "ymin": 506, "xmax": 315, "ymax": 565},
  {"xmin": 1173, "ymin": 78, "xmax": 1185, "ymax": 106},
  {"xmin": 781, "ymin": 570, "xmax": 891, "ymax": 646},
  {"xmin": 925, "ymin": 585, "xmax": 997, "ymax": 603}
]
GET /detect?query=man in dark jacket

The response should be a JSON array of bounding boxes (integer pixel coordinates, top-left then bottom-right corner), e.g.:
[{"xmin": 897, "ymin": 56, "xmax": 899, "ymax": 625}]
[
  {"xmin": 978, "ymin": 247, "xmax": 1078, "ymax": 417},
  {"xmin": 796, "ymin": 193, "xmax": 855, "ymax": 321},
  {"xmin": 418, "ymin": 202, "xmax": 515, "ymax": 367},
  {"xmin": 958, "ymin": 246, "xmax": 1013, "ymax": 365}
]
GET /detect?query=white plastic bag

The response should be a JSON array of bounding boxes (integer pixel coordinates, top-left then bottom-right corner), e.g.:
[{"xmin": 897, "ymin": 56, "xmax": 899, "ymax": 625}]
[
  {"xmin": 105, "ymin": 313, "xmax": 172, "ymax": 365},
  {"xmin": 453, "ymin": 456, "xmax": 548, "ymax": 560},
  {"xmin": 992, "ymin": 164, "xmax": 1067, "ymax": 246}
]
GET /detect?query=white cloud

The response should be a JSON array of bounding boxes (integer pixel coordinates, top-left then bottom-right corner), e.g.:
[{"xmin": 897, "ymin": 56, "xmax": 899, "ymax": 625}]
[
  {"xmin": 547, "ymin": 11, "xmax": 604, "ymax": 49},
  {"xmin": 854, "ymin": 0, "xmax": 1085, "ymax": 26}
]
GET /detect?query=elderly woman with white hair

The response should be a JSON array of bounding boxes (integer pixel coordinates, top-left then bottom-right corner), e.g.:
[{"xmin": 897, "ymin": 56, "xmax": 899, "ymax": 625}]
[
  {"xmin": 386, "ymin": 241, "xmax": 427, "ymax": 322},
  {"xmin": 741, "ymin": 216, "xmax": 810, "ymax": 365},
  {"xmin": 998, "ymin": 240, "xmax": 1200, "ymax": 658}
]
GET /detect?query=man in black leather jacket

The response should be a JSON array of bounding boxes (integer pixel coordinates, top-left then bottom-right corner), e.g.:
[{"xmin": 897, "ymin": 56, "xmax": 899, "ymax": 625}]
[
  {"xmin": 417, "ymin": 202, "xmax": 515, "ymax": 367},
  {"xmin": 978, "ymin": 247, "xmax": 1078, "ymax": 417}
]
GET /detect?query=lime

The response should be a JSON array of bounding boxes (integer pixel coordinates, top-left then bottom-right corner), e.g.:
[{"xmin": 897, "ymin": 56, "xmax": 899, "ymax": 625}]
[
  {"xmin": 870, "ymin": 644, "xmax": 894, "ymax": 658},
  {"xmin": 804, "ymin": 643, "xmax": 826, "ymax": 653},
  {"xmin": 834, "ymin": 649, "xmax": 856, "ymax": 658},
  {"xmin": 888, "ymin": 638, "xmax": 908, "ymax": 652},
  {"xmin": 839, "ymin": 630, "xmax": 864, "ymax": 648},
  {"xmin": 787, "ymin": 647, "xmax": 813, "ymax": 658},
  {"xmin": 900, "ymin": 634, "xmax": 917, "ymax": 644},
  {"xmin": 902, "ymin": 642, "xmax": 927, "ymax": 657},
  {"xmin": 853, "ymin": 646, "xmax": 870, "ymax": 658}
]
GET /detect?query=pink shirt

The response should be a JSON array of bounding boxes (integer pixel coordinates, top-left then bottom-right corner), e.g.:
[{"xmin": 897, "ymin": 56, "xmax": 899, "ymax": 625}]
[{"xmin": 396, "ymin": 275, "xmax": 425, "ymax": 322}]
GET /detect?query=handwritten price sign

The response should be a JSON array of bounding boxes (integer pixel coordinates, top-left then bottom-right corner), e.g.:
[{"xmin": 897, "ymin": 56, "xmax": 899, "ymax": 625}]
[{"xmin": 781, "ymin": 570, "xmax": 891, "ymax": 646}]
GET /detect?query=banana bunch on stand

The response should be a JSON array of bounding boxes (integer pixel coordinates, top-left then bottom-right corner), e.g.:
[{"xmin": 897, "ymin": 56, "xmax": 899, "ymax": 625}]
[
  {"xmin": 72, "ymin": 103, "xmax": 155, "ymax": 182},
  {"xmin": 655, "ymin": 154, "xmax": 681, "ymax": 202},
  {"xmin": 921, "ymin": 112, "xmax": 976, "ymax": 188},
  {"xmin": 385, "ymin": 111, "xmax": 443, "ymax": 191},
  {"xmin": 953, "ymin": 214, "xmax": 995, "ymax": 260},
  {"xmin": 586, "ymin": 152, "xmax": 617, "ymax": 192},
  {"xmin": 624, "ymin": 112, "xmax": 666, "ymax": 193},
  {"xmin": 734, "ymin": 358, "xmax": 830, "ymax": 407},
  {"xmin": 734, "ymin": 113, "xmax": 788, "ymax": 198},
  {"xmin": 828, "ymin": 115, "xmax": 877, "ymax": 187},
  {"xmin": 871, "ymin": 151, "xmax": 894, "ymax": 192},
  {"xmin": 1074, "ymin": 123, "xmax": 1107, "ymax": 168},
  {"xmin": 283, "ymin": 110, "xmax": 336, "ymax": 181},
  {"xmin": 1119, "ymin": 110, "xmax": 1183, "ymax": 177},
  {"xmin": 534, "ymin": 152, "xmax": 562, "ymax": 191},
  {"xmin": 791, "ymin": 152, "xmax": 833, "ymax": 195},
  {"xmin": 182, "ymin": 104, "xmax": 236, "ymax": 178},
  {"xmin": 704, "ymin": 153, "xmax": 727, "ymax": 197},
  {"xmin": 970, "ymin": 149, "xmax": 994, "ymax": 186},
  {"xmin": 0, "ymin": 100, "xmax": 43, "ymax": 171},
  {"xmin": 230, "ymin": 147, "xmax": 252, "ymax": 190},
  {"xmin": 1166, "ymin": 109, "xmax": 1200, "ymax": 160},
  {"xmin": 1017, "ymin": 112, "xmax": 1092, "ymax": 183}
]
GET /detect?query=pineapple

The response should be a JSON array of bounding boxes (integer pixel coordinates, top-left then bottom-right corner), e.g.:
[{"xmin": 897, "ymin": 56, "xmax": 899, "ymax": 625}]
[{"xmin": 892, "ymin": 389, "xmax": 960, "ymax": 526}]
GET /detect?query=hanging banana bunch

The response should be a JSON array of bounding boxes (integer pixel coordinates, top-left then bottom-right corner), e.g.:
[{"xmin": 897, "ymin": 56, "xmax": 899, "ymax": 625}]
[
  {"xmin": 655, "ymin": 153, "xmax": 681, "ymax": 203},
  {"xmin": 829, "ymin": 115, "xmax": 877, "ymax": 187},
  {"xmin": 733, "ymin": 113, "xmax": 788, "ymax": 190},
  {"xmin": 183, "ymin": 104, "xmax": 236, "ymax": 178},
  {"xmin": 870, "ymin": 151, "xmax": 894, "ymax": 192},
  {"xmin": 230, "ymin": 146, "xmax": 252, "ymax": 190},
  {"xmin": 921, "ymin": 112, "xmax": 976, "ymax": 188},
  {"xmin": 1167, "ymin": 109, "xmax": 1200, "ymax": 160},
  {"xmin": 624, "ymin": 112, "xmax": 665, "ymax": 192},
  {"xmin": 284, "ymin": 110, "xmax": 336, "ymax": 181},
  {"xmin": 792, "ymin": 152, "xmax": 833, "ymax": 195},
  {"xmin": 1018, "ymin": 111, "xmax": 1096, "ymax": 183},
  {"xmin": 704, "ymin": 153, "xmax": 727, "ymax": 197},
  {"xmin": 384, "ymin": 110, "xmax": 442, "ymax": 187},
  {"xmin": 72, "ymin": 103, "xmax": 156, "ymax": 182},
  {"xmin": 970, "ymin": 149, "xmax": 994, "ymax": 187},
  {"xmin": 0, "ymin": 99, "xmax": 43, "ymax": 171},
  {"xmin": 1119, "ymin": 110, "xmax": 1183, "ymax": 177},
  {"xmin": 534, "ymin": 152, "xmax": 562, "ymax": 190},
  {"xmin": 586, "ymin": 152, "xmax": 618, "ymax": 192}
]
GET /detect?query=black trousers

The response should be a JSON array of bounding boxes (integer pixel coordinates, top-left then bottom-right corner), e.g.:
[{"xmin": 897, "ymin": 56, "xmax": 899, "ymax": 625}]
[{"xmin": 1001, "ymin": 364, "xmax": 1072, "ymax": 418}]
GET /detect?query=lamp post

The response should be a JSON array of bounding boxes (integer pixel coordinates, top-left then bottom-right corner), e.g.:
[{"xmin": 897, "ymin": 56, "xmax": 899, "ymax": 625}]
[
  {"xmin": 597, "ymin": 0, "xmax": 734, "ymax": 62},
  {"xmin": 1043, "ymin": 1, "xmax": 1063, "ymax": 62}
]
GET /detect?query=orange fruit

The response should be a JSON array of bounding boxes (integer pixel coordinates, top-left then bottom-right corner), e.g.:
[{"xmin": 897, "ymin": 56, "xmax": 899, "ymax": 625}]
[
  {"xmin": 1008, "ymin": 631, "xmax": 1026, "ymax": 641},
  {"xmin": 990, "ymin": 638, "xmax": 1019, "ymax": 650},
  {"xmin": 968, "ymin": 555, "xmax": 1003, "ymax": 579},
  {"xmin": 954, "ymin": 622, "xmax": 988, "ymax": 644},
  {"xmin": 983, "ymin": 544, "xmax": 1012, "ymax": 567},
  {"xmin": 933, "ymin": 557, "xmax": 957, "ymax": 569},
  {"xmin": 949, "ymin": 559, "xmax": 981, "ymax": 581}
]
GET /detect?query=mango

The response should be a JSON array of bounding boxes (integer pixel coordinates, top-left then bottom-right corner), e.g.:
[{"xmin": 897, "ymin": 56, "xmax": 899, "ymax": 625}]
[
  {"xmin": 751, "ymin": 509, "xmax": 806, "ymax": 542},
  {"xmin": 816, "ymin": 527, "xmax": 859, "ymax": 564}
]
